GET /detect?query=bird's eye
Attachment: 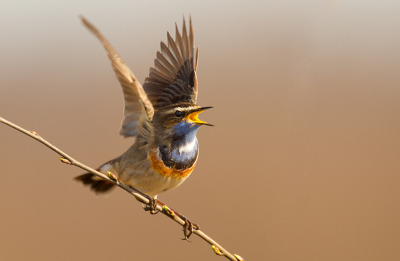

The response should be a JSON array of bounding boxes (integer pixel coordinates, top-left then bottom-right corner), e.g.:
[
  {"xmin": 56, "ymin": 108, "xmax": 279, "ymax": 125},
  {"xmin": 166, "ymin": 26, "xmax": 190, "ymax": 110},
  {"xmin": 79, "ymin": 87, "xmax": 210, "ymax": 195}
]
[{"xmin": 175, "ymin": 110, "xmax": 183, "ymax": 117}]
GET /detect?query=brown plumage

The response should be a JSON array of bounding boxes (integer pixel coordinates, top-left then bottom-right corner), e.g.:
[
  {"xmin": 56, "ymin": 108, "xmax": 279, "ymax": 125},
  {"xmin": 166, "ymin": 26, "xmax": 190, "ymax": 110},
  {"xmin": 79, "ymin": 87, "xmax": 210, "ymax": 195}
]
[{"xmin": 75, "ymin": 16, "xmax": 211, "ymax": 201}]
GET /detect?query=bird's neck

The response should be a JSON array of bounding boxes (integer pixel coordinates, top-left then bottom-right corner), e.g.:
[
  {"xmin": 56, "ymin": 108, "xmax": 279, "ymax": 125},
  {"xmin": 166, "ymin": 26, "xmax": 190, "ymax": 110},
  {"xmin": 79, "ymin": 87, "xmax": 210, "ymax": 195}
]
[{"xmin": 158, "ymin": 122, "xmax": 200, "ymax": 170}]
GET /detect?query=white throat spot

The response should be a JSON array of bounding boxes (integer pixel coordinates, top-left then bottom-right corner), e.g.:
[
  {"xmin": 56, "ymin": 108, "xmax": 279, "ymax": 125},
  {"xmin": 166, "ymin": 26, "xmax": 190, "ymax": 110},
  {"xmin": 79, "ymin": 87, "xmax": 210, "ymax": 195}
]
[{"xmin": 178, "ymin": 139, "xmax": 197, "ymax": 154}]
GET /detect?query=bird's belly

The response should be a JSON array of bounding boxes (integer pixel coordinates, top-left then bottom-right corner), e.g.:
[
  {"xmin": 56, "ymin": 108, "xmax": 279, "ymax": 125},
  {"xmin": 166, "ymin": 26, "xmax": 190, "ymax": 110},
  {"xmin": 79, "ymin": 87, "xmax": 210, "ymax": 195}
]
[
  {"xmin": 145, "ymin": 168, "xmax": 190, "ymax": 197},
  {"xmin": 121, "ymin": 169, "xmax": 188, "ymax": 198}
]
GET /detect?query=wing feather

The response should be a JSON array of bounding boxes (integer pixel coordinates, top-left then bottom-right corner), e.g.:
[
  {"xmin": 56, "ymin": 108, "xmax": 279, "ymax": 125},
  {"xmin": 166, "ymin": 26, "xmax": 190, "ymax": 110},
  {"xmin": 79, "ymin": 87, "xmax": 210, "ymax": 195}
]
[
  {"xmin": 175, "ymin": 27, "xmax": 190, "ymax": 77},
  {"xmin": 168, "ymin": 32, "xmax": 184, "ymax": 68},
  {"xmin": 143, "ymin": 17, "xmax": 199, "ymax": 108},
  {"xmin": 81, "ymin": 16, "xmax": 200, "ymax": 137},
  {"xmin": 154, "ymin": 58, "xmax": 175, "ymax": 79},
  {"xmin": 189, "ymin": 15, "xmax": 195, "ymax": 68},
  {"xmin": 182, "ymin": 18, "xmax": 190, "ymax": 62},
  {"xmin": 149, "ymin": 67, "xmax": 173, "ymax": 83},
  {"xmin": 80, "ymin": 16, "xmax": 154, "ymax": 138},
  {"xmin": 160, "ymin": 42, "xmax": 180, "ymax": 73},
  {"xmin": 175, "ymin": 24, "xmax": 186, "ymax": 61}
]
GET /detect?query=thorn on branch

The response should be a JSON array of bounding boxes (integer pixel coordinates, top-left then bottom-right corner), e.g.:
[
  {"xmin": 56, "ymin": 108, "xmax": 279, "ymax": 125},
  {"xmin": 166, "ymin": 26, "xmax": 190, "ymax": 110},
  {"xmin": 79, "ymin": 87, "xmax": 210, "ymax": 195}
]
[
  {"xmin": 234, "ymin": 254, "xmax": 244, "ymax": 261},
  {"xmin": 59, "ymin": 157, "xmax": 72, "ymax": 165},
  {"xmin": 133, "ymin": 195, "xmax": 142, "ymax": 202},
  {"xmin": 29, "ymin": 130, "xmax": 40, "ymax": 136},
  {"xmin": 212, "ymin": 245, "xmax": 224, "ymax": 256},
  {"xmin": 107, "ymin": 171, "xmax": 118, "ymax": 181},
  {"xmin": 163, "ymin": 205, "xmax": 175, "ymax": 217}
]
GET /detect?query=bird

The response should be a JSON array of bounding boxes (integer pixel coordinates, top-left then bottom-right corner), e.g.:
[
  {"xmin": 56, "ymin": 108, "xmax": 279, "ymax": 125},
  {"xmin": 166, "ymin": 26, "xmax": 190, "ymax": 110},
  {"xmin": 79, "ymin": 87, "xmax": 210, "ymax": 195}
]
[{"xmin": 75, "ymin": 16, "xmax": 212, "ymax": 238}]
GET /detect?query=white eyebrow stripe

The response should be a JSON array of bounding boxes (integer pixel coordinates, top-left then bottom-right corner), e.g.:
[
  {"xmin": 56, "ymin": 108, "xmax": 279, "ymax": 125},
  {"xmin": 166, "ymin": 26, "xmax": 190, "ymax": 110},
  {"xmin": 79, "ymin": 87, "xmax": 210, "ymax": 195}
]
[{"xmin": 164, "ymin": 106, "xmax": 198, "ymax": 114}]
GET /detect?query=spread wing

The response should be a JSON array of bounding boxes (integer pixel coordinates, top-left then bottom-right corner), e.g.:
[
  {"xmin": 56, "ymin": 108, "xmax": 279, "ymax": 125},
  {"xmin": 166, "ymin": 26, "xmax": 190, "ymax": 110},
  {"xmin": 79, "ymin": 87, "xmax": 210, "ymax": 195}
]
[
  {"xmin": 143, "ymin": 16, "xmax": 199, "ymax": 109},
  {"xmin": 80, "ymin": 16, "xmax": 154, "ymax": 138}
]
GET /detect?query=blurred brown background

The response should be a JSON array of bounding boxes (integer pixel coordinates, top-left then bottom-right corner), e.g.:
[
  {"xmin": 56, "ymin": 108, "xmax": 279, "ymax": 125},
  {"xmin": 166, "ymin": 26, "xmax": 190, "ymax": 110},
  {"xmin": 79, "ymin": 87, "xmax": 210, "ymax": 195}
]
[{"xmin": 1, "ymin": 1, "xmax": 400, "ymax": 260}]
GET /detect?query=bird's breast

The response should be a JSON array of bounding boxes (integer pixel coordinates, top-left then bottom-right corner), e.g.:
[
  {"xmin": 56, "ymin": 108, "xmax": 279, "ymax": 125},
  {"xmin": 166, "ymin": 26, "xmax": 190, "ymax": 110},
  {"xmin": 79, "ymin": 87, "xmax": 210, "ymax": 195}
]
[{"xmin": 147, "ymin": 141, "xmax": 199, "ymax": 180}]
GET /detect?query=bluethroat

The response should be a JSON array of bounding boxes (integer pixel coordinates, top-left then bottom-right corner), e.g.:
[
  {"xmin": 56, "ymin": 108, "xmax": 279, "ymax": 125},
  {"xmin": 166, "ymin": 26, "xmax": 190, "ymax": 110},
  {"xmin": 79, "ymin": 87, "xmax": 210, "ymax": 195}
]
[{"xmin": 75, "ymin": 16, "xmax": 212, "ymax": 237}]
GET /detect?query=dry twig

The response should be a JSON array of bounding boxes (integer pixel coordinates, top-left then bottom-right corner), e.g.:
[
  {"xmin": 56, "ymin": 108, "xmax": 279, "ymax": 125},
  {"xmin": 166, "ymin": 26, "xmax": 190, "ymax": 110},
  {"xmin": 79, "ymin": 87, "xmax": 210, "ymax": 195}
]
[{"xmin": 0, "ymin": 116, "xmax": 242, "ymax": 261}]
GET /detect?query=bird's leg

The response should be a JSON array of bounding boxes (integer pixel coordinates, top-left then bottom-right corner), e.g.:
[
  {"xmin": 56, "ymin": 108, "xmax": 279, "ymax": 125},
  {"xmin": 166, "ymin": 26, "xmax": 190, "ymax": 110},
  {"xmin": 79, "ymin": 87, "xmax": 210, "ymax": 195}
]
[
  {"xmin": 142, "ymin": 200, "xmax": 159, "ymax": 214},
  {"xmin": 149, "ymin": 198, "xmax": 160, "ymax": 214},
  {"xmin": 155, "ymin": 199, "xmax": 200, "ymax": 240},
  {"xmin": 181, "ymin": 215, "xmax": 195, "ymax": 241},
  {"xmin": 141, "ymin": 194, "xmax": 200, "ymax": 239},
  {"xmin": 142, "ymin": 198, "xmax": 160, "ymax": 215}
]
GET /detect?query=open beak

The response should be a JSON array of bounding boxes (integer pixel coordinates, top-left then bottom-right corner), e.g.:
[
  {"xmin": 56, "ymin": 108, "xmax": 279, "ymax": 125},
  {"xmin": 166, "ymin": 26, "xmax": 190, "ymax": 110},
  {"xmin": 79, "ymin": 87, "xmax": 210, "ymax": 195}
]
[{"xmin": 187, "ymin": 107, "xmax": 213, "ymax": 126}]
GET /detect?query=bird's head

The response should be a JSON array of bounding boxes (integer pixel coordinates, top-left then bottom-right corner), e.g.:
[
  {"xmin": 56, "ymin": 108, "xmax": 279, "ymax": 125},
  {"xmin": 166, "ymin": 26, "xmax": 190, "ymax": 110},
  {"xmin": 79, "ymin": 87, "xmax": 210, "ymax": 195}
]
[{"xmin": 153, "ymin": 103, "xmax": 212, "ymax": 142}]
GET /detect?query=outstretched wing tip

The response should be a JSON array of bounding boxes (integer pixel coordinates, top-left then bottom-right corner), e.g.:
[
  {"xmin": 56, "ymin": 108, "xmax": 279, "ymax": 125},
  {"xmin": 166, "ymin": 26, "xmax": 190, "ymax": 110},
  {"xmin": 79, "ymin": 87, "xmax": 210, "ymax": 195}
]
[
  {"xmin": 80, "ymin": 17, "xmax": 154, "ymax": 138},
  {"xmin": 143, "ymin": 16, "xmax": 199, "ymax": 108}
]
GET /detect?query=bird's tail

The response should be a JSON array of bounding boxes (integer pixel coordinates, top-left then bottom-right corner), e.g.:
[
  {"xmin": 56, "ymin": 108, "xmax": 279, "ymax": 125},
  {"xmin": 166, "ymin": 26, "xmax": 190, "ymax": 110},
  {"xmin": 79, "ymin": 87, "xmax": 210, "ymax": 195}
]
[{"xmin": 74, "ymin": 158, "xmax": 120, "ymax": 194}]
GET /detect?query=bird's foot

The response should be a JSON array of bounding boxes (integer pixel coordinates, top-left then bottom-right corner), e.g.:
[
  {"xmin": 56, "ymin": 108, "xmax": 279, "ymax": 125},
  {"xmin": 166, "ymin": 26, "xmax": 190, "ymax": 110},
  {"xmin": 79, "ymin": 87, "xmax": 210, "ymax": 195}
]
[
  {"xmin": 142, "ymin": 198, "xmax": 160, "ymax": 215},
  {"xmin": 180, "ymin": 215, "xmax": 200, "ymax": 241},
  {"xmin": 154, "ymin": 199, "xmax": 200, "ymax": 241}
]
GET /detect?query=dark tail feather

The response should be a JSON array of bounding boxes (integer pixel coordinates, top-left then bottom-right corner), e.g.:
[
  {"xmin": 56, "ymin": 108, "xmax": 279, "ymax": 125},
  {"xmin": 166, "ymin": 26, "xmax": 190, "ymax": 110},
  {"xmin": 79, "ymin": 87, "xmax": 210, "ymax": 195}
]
[{"xmin": 74, "ymin": 173, "xmax": 115, "ymax": 194}]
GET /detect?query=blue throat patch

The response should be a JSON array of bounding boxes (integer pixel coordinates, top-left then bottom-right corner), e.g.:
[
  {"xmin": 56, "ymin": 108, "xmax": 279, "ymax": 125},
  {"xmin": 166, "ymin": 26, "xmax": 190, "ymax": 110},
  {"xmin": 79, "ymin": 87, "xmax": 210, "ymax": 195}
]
[{"xmin": 160, "ymin": 121, "xmax": 200, "ymax": 170}]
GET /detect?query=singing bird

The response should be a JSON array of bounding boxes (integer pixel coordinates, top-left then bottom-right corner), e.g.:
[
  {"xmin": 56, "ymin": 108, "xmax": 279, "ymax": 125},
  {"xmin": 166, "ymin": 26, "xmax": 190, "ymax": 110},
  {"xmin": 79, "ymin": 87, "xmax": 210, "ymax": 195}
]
[{"xmin": 75, "ymin": 16, "xmax": 212, "ymax": 232}]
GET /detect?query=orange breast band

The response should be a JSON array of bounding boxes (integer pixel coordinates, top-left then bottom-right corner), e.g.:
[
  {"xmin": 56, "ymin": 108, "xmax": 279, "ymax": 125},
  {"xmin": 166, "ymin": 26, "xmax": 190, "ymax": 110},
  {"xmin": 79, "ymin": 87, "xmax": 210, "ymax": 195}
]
[{"xmin": 148, "ymin": 147, "xmax": 196, "ymax": 180}]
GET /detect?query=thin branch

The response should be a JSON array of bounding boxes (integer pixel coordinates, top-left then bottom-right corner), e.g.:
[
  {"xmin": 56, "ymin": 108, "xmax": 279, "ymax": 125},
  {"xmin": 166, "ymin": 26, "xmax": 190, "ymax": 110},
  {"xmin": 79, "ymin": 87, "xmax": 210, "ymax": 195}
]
[{"xmin": 0, "ymin": 117, "xmax": 242, "ymax": 261}]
